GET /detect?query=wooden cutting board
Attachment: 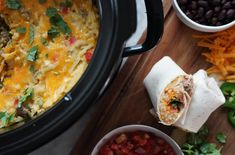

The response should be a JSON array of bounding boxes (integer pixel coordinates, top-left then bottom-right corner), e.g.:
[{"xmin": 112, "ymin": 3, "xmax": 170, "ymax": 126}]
[{"xmin": 70, "ymin": 1, "xmax": 235, "ymax": 154}]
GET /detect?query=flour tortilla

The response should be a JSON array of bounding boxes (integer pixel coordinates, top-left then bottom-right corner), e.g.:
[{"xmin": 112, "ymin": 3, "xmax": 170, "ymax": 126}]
[
  {"xmin": 144, "ymin": 56, "xmax": 191, "ymax": 125},
  {"xmin": 174, "ymin": 70, "xmax": 225, "ymax": 132}
]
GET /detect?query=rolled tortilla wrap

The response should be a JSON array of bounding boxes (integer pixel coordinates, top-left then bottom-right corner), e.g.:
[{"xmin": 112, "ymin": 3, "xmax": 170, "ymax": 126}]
[
  {"xmin": 174, "ymin": 70, "xmax": 225, "ymax": 132},
  {"xmin": 144, "ymin": 56, "xmax": 225, "ymax": 133},
  {"xmin": 144, "ymin": 56, "xmax": 193, "ymax": 125}
]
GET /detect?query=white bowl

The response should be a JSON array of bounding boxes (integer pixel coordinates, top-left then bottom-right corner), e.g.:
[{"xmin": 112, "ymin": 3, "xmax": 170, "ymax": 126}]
[
  {"xmin": 172, "ymin": 0, "xmax": 235, "ymax": 32},
  {"xmin": 91, "ymin": 125, "xmax": 183, "ymax": 155}
]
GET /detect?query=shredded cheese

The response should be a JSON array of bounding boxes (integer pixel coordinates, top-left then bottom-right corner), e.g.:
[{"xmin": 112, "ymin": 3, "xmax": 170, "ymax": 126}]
[
  {"xmin": 0, "ymin": 0, "xmax": 99, "ymax": 128},
  {"xmin": 193, "ymin": 26, "xmax": 235, "ymax": 82}
]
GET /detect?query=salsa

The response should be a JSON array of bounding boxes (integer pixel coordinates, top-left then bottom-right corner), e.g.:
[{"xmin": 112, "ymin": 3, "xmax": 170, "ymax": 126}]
[{"xmin": 98, "ymin": 131, "xmax": 176, "ymax": 155}]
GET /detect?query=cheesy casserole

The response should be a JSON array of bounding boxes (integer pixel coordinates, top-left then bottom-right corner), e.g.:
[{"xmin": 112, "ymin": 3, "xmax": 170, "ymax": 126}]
[{"xmin": 0, "ymin": 0, "xmax": 99, "ymax": 128}]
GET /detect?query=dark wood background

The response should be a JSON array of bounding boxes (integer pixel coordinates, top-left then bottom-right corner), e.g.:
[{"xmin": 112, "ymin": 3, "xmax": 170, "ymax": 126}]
[{"xmin": 71, "ymin": 1, "xmax": 235, "ymax": 154}]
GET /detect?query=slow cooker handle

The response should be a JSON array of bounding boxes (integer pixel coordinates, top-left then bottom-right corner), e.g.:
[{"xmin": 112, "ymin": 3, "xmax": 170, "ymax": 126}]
[{"xmin": 123, "ymin": 0, "xmax": 164, "ymax": 57}]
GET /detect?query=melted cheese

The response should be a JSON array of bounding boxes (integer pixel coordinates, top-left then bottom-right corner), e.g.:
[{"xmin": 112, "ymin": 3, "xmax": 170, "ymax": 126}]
[{"xmin": 0, "ymin": 0, "xmax": 99, "ymax": 128}]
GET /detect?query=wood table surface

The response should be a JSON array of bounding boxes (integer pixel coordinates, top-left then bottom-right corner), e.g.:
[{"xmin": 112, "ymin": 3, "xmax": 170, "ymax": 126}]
[{"xmin": 71, "ymin": 1, "xmax": 235, "ymax": 155}]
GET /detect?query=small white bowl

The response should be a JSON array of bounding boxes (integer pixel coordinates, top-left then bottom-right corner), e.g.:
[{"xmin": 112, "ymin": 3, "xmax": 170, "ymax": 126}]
[
  {"xmin": 91, "ymin": 125, "xmax": 183, "ymax": 155},
  {"xmin": 172, "ymin": 0, "xmax": 235, "ymax": 32}
]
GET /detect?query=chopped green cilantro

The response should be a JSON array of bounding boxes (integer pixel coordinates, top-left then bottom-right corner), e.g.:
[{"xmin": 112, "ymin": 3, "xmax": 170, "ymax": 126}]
[
  {"xmin": 16, "ymin": 27, "xmax": 26, "ymax": 34},
  {"xmin": 18, "ymin": 87, "xmax": 34, "ymax": 108},
  {"xmin": 51, "ymin": 15, "xmax": 71, "ymax": 35},
  {"xmin": 46, "ymin": 7, "xmax": 58, "ymax": 17},
  {"xmin": 216, "ymin": 133, "xmax": 226, "ymax": 144},
  {"xmin": 46, "ymin": 7, "xmax": 71, "ymax": 38},
  {"xmin": 200, "ymin": 143, "xmax": 217, "ymax": 154},
  {"xmin": 0, "ymin": 112, "xmax": 15, "ymax": 126},
  {"xmin": 39, "ymin": 0, "xmax": 46, "ymax": 4},
  {"xmin": 1, "ymin": 114, "xmax": 7, "ymax": 125},
  {"xmin": 6, "ymin": 0, "xmax": 21, "ymax": 10},
  {"xmin": 29, "ymin": 23, "xmax": 34, "ymax": 45},
  {"xmin": 27, "ymin": 45, "xmax": 38, "ymax": 62},
  {"xmin": 8, "ymin": 114, "xmax": 15, "ymax": 123},
  {"xmin": 48, "ymin": 26, "xmax": 60, "ymax": 39},
  {"xmin": 182, "ymin": 126, "xmax": 223, "ymax": 155},
  {"xmin": 170, "ymin": 99, "xmax": 182, "ymax": 111},
  {"xmin": 0, "ymin": 112, "xmax": 5, "ymax": 119}
]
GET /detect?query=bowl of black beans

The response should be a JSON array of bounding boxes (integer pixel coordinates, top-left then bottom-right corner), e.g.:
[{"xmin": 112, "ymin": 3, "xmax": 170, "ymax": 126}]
[{"xmin": 172, "ymin": 0, "xmax": 235, "ymax": 32}]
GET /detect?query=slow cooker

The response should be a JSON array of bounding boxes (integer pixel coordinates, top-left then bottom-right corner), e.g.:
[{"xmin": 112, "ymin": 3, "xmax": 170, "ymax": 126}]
[{"xmin": 0, "ymin": 0, "xmax": 163, "ymax": 154}]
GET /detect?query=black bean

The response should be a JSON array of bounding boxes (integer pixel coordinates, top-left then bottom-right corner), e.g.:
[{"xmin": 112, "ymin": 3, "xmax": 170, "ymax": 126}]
[
  {"xmin": 177, "ymin": 0, "xmax": 234, "ymax": 26},
  {"xmin": 223, "ymin": 1, "xmax": 232, "ymax": 9},
  {"xmin": 221, "ymin": 0, "xmax": 227, "ymax": 4},
  {"xmin": 212, "ymin": 0, "xmax": 221, "ymax": 6},
  {"xmin": 198, "ymin": 0, "xmax": 209, "ymax": 7},
  {"xmin": 205, "ymin": 10, "xmax": 214, "ymax": 19},
  {"xmin": 232, "ymin": 0, "xmax": 235, "ymax": 6},
  {"xmin": 214, "ymin": 6, "xmax": 221, "ymax": 13},
  {"xmin": 190, "ymin": 1, "xmax": 197, "ymax": 10},
  {"xmin": 227, "ymin": 9, "xmax": 235, "ymax": 18},
  {"xmin": 218, "ymin": 9, "xmax": 226, "ymax": 20},
  {"xmin": 191, "ymin": 10, "xmax": 197, "ymax": 15},
  {"xmin": 198, "ymin": 7, "xmax": 205, "ymax": 17}
]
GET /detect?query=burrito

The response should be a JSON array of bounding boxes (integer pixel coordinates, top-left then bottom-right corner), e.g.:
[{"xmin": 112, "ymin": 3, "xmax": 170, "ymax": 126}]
[
  {"xmin": 174, "ymin": 70, "xmax": 225, "ymax": 132},
  {"xmin": 144, "ymin": 56, "xmax": 225, "ymax": 133}
]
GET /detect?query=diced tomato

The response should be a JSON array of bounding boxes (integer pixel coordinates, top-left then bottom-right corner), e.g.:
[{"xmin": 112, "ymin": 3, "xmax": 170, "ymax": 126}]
[
  {"xmin": 153, "ymin": 145, "xmax": 162, "ymax": 154},
  {"xmin": 99, "ymin": 146, "xmax": 114, "ymax": 155},
  {"xmin": 126, "ymin": 142, "xmax": 134, "ymax": 150},
  {"xmin": 135, "ymin": 147, "xmax": 146, "ymax": 154},
  {"xmin": 133, "ymin": 135, "xmax": 147, "ymax": 146},
  {"xmin": 98, "ymin": 131, "xmax": 176, "ymax": 155},
  {"xmin": 110, "ymin": 144, "xmax": 119, "ymax": 150},
  {"xmin": 85, "ymin": 50, "xmax": 93, "ymax": 62},
  {"xmin": 156, "ymin": 138, "xmax": 165, "ymax": 146},
  {"xmin": 14, "ymin": 99, "xmax": 19, "ymax": 106},
  {"xmin": 69, "ymin": 36, "xmax": 76, "ymax": 45},
  {"xmin": 121, "ymin": 147, "xmax": 130, "ymax": 154},
  {"xmin": 61, "ymin": 6, "xmax": 69, "ymax": 14}
]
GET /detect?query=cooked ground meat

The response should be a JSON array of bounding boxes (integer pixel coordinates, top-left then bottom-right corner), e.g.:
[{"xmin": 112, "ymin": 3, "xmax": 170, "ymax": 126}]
[{"xmin": 0, "ymin": 16, "xmax": 11, "ymax": 48}]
